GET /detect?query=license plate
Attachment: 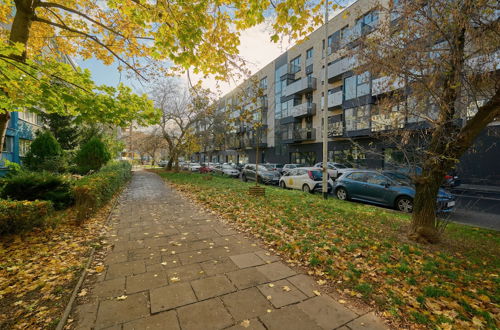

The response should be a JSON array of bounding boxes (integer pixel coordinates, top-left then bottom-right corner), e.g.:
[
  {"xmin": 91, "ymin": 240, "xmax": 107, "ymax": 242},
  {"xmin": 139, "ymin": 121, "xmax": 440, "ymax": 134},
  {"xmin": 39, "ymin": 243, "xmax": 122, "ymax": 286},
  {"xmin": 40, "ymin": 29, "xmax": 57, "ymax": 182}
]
[{"xmin": 447, "ymin": 201, "xmax": 455, "ymax": 207}]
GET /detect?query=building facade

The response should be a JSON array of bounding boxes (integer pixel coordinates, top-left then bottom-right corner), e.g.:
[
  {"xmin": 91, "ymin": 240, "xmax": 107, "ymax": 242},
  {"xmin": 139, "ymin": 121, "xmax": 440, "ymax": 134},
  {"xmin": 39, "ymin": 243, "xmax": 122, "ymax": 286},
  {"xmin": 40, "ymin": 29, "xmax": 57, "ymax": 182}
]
[
  {"xmin": 194, "ymin": 0, "xmax": 500, "ymax": 185},
  {"xmin": 0, "ymin": 111, "xmax": 43, "ymax": 175}
]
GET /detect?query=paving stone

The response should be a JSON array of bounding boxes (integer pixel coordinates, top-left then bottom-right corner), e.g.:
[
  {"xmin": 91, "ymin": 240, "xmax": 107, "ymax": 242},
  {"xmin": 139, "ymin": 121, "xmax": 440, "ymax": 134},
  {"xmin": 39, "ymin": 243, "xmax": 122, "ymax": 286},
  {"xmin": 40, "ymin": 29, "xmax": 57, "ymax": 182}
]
[
  {"xmin": 177, "ymin": 298, "xmax": 233, "ymax": 330},
  {"xmin": 178, "ymin": 250, "xmax": 214, "ymax": 265},
  {"xmin": 227, "ymin": 267, "xmax": 269, "ymax": 290},
  {"xmin": 73, "ymin": 302, "xmax": 98, "ymax": 329},
  {"xmin": 229, "ymin": 253, "xmax": 266, "ymax": 268},
  {"xmin": 259, "ymin": 305, "xmax": 323, "ymax": 330},
  {"xmin": 256, "ymin": 262, "xmax": 296, "ymax": 281},
  {"xmin": 225, "ymin": 319, "xmax": 266, "ymax": 330},
  {"xmin": 221, "ymin": 287, "xmax": 272, "ymax": 321},
  {"xmin": 95, "ymin": 292, "xmax": 149, "ymax": 328},
  {"xmin": 106, "ymin": 260, "xmax": 145, "ymax": 280},
  {"xmin": 213, "ymin": 226, "xmax": 238, "ymax": 236},
  {"xmin": 191, "ymin": 275, "xmax": 236, "ymax": 300},
  {"xmin": 297, "ymin": 296, "xmax": 358, "ymax": 329},
  {"xmin": 257, "ymin": 279, "xmax": 308, "ymax": 308},
  {"xmin": 91, "ymin": 277, "xmax": 125, "ymax": 299},
  {"xmin": 200, "ymin": 258, "xmax": 239, "ymax": 276},
  {"xmin": 126, "ymin": 271, "xmax": 168, "ymax": 294},
  {"xmin": 113, "ymin": 240, "xmax": 145, "ymax": 252},
  {"xmin": 122, "ymin": 310, "xmax": 179, "ymax": 330},
  {"xmin": 287, "ymin": 274, "xmax": 319, "ymax": 298},
  {"xmin": 105, "ymin": 251, "xmax": 128, "ymax": 264},
  {"xmin": 194, "ymin": 230, "xmax": 221, "ymax": 240},
  {"xmin": 150, "ymin": 282, "xmax": 197, "ymax": 313},
  {"xmin": 254, "ymin": 250, "xmax": 280, "ymax": 263},
  {"xmin": 166, "ymin": 263, "xmax": 206, "ymax": 283},
  {"xmin": 346, "ymin": 312, "xmax": 388, "ymax": 330}
]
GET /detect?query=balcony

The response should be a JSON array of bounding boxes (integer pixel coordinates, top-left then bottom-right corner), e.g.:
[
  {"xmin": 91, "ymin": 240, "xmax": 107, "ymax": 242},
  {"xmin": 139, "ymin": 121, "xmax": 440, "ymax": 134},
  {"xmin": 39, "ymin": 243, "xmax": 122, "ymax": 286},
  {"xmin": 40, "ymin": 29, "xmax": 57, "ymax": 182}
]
[
  {"xmin": 371, "ymin": 76, "xmax": 404, "ymax": 95},
  {"xmin": 328, "ymin": 91, "xmax": 342, "ymax": 108},
  {"xmin": 294, "ymin": 128, "xmax": 316, "ymax": 142},
  {"xmin": 291, "ymin": 103, "xmax": 317, "ymax": 118},
  {"xmin": 243, "ymin": 136, "xmax": 267, "ymax": 149},
  {"xmin": 327, "ymin": 55, "xmax": 359, "ymax": 80},
  {"xmin": 283, "ymin": 76, "xmax": 317, "ymax": 97},
  {"xmin": 328, "ymin": 122, "xmax": 344, "ymax": 138}
]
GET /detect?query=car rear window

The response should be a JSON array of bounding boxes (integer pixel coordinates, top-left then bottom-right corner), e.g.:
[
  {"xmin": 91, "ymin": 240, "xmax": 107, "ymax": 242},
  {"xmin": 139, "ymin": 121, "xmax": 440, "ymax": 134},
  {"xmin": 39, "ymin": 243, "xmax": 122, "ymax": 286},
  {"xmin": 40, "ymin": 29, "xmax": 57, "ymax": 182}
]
[{"xmin": 310, "ymin": 170, "xmax": 323, "ymax": 181}]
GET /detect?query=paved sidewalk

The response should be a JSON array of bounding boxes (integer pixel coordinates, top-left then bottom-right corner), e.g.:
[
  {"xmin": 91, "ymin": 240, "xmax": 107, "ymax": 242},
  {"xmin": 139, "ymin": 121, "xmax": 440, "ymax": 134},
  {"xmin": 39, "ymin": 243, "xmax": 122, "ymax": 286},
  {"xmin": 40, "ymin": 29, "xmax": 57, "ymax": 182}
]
[{"xmin": 72, "ymin": 171, "xmax": 388, "ymax": 330}]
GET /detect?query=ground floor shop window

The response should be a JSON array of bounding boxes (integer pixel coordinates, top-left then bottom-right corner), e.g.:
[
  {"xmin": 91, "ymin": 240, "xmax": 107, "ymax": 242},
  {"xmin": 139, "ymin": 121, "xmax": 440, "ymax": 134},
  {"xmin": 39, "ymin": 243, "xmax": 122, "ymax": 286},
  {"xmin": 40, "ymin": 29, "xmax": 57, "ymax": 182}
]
[
  {"xmin": 290, "ymin": 152, "xmax": 317, "ymax": 165},
  {"xmin": 330, "ymin": 146, "xmax": 366, "ymax": 167}
]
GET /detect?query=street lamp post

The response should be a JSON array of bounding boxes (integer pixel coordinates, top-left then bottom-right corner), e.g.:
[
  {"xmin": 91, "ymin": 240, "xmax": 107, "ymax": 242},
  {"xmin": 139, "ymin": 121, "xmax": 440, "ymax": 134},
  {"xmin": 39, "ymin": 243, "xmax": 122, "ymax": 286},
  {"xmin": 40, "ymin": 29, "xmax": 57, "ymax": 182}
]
[{"xmin": 322, "ymin": 0, "xmax": 329, "ymax": 200}]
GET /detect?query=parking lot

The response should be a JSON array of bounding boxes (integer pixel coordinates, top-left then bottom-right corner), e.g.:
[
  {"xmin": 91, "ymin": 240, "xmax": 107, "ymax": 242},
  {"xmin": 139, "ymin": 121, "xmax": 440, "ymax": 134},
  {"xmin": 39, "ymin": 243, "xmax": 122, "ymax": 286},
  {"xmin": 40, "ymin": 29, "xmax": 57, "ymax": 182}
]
[{"xmin": 175, "ymin": 161, "xmax": 499, "ymax": 230}]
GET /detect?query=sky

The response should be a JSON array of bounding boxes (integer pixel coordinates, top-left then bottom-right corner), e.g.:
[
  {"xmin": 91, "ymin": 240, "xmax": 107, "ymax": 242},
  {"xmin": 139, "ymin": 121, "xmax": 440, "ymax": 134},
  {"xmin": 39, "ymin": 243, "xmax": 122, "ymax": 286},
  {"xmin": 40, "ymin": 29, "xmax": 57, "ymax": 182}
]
[{"xmin": 76, "ymin": 1, "xmax": 351, "ymax": 97}]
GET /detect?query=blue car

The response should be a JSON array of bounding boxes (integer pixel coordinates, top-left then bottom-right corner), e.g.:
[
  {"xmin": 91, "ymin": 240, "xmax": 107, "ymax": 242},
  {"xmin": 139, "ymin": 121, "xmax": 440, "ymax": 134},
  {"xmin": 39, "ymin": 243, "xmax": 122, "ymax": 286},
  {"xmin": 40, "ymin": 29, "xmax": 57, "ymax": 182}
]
[{"xmin": 333, "ymin": 170, "xmax": 455, "ymax": 213}]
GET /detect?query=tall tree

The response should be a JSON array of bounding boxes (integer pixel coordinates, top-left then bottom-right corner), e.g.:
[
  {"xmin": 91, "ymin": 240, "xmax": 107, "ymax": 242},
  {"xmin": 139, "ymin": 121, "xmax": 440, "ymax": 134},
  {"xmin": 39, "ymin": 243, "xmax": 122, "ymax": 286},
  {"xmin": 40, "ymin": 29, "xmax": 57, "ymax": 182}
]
[
  {"xmin": 356, "ymin": 0, "xmax": 499, "ymax": 242},
  {"xmin": 0, "ymin": 0, "xmax": 339, "ymax": 154},
  {"xmin": 153, "ymin": 79, "xmax": 216, "ymax": 170},
  {"xmin": 40, "ymin": 113, "xmax": 80, "ymax": 150}
]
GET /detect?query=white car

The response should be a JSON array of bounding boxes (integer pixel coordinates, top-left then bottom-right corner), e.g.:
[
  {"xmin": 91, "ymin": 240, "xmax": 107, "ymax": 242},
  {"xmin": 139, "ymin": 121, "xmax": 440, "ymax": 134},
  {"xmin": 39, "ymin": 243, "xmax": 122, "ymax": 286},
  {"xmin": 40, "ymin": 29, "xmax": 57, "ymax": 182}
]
[
  {"xmin": 314, "ymin": 162, "xmax": 355, "ymax": 179},
  {"xmin": 220, "ymin": 164, "xmax": 240, "ymax": 177},
  {"xmin": 279, "ymin": 167, "xmax": 334, "ymax": 193},
  {"xmin": 282, "ymin": 164, "xmax": 300, "ymax": 175},
  {"xmin": 188, "ymin": 162, "xmax": 201, "ymax": 172}
]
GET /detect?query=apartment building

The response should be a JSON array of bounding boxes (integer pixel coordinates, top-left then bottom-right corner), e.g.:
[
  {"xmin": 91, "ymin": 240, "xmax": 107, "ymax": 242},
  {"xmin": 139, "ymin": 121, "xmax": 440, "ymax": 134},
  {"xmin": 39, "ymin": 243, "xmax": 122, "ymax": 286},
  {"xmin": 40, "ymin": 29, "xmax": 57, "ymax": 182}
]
[{"xmin": 194, "ymin": 0, "xmax": 500, "ymax": 184}]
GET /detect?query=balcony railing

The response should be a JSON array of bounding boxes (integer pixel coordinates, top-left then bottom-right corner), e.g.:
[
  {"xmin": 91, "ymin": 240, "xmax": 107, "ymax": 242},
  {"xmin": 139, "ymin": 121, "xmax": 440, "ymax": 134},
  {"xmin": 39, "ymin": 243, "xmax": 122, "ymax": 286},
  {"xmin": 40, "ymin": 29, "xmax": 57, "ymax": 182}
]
[
  {"xmin": 327, "ymin": 55, "xmax": 359, "ymax": 80},
  {"xmin": 371, "ymin": 76, "xmax": 405, "ymax": 95},
  {"xmin": 328, "ymin": 122, "xmax": 344, "ymax": 138},
  {"xmin": 328, "ymin": 91, "xmax": 343, "ymax": 108},
  {"xmin": 293, "ymin": 128, "xmax": 316, "ymax": 142},
  {"xmin": 283, "ymin": 76, "xmax": 317, "ymax": 97},
  {"xmin": 291, "ymin": 103, "xmax": 317, "ymax": 118}
]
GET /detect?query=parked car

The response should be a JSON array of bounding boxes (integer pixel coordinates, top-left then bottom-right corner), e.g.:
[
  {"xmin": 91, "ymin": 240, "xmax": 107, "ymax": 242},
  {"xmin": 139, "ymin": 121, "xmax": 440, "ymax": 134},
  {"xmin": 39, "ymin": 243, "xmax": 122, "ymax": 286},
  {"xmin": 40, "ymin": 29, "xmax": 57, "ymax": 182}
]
[
  {"xmin": 282, "ymin": 164, "xmax": 300, "ymax": 175},
  {"xmin": 220, "ymin": 164, "xmax": 240, "ymax": 177},
  {"xmin": 158, "ymin": 160, "xmax": 168, "ymax": 167},
  {"xmin": 199, "ymin": 163, "xmax": 212, "ymax": 174},
  {"xmin": 241, "ymin": 164, "xmax": 280, "ymax": 185},
  {"xmin": 386, "ymin": 168, "xmax": 461, "ymax": 188},
  {"xmin": 333, "ymin": 170, "xmax": 455, "ymax": 213},
  {"xmin": 264, "ymin": 163, "xmax": 284, "ymax": 175},
  {"xmin": 314, "ymin": 162, "xmax": 355, "ymax": 178},
  {"xmin": 188, "ymin": 162, "xmax": 202, "ymax": 172},
  {"xmin": 279, "ymin": 167, "xmax": 333, "ymax": 193}
]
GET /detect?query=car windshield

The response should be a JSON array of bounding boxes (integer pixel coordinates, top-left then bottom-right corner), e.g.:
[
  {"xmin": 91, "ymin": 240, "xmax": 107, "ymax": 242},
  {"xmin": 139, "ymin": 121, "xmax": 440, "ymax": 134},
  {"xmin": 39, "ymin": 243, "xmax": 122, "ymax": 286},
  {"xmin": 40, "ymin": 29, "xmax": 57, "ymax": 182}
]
[
  {"xmin": 384, "ymin": 172, "xmax": 412, "ymax": 185},
  {"xmin": 222, "ymin": 165, "xmax": 234, "ymax": 169},
  {"xmin": 334, "ymin": 163, "xmax": 347, "ymax": 169},
  {"xmin": 261, "ymin": 164, "xmax": 275, "ymax": 171},
  {"xmin": 310, "ymin": 170, "xmax": 323, "ymax": 181}
]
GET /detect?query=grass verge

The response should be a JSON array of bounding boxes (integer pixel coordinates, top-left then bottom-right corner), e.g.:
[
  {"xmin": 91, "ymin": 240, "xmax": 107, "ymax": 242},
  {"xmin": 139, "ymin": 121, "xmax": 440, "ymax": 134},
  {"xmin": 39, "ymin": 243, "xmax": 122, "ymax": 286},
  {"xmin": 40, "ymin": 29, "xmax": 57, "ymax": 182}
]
[{"xmin": 155, "ymin": 170, "xmax": 499, "ymax": 329}]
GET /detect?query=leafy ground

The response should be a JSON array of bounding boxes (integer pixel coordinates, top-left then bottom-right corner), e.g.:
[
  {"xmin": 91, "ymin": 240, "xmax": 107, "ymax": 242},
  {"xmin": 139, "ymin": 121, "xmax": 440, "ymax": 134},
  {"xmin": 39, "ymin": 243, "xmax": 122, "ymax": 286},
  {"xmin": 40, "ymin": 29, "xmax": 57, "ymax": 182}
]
[
  {"xmin": 154, "ymin": 170, "xmax": 500, "ymax": 329},
  {"xmin": 0, "ymin": 203, "xmax": 114, "ymax": 329}
]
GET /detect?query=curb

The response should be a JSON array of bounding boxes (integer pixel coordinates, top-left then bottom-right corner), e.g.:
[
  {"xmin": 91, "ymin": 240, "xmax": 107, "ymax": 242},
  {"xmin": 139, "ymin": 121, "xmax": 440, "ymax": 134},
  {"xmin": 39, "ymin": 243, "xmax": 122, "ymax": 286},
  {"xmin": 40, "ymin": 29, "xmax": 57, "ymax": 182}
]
[{"xmin": 55, "ymin": 184, "xmax": 126, "ymax": 330}]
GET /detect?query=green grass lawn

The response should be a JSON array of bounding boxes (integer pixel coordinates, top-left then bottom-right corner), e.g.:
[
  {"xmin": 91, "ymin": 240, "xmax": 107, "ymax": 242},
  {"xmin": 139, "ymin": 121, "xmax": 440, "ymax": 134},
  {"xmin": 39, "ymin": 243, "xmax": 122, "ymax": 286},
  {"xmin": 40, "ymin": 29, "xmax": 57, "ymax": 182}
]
[{"xmin": 154, "ymin": 170, "xmax": 499, "ymax": 329}]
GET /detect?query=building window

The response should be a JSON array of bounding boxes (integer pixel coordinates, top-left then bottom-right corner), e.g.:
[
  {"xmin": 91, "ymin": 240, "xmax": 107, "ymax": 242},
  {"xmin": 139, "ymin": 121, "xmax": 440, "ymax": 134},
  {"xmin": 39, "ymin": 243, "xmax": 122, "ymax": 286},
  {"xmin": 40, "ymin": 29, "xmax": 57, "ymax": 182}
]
[
  {"xmin": 343, "ymin": 72, "xmax": 370, "ymax": 101},
  {"xmin": 290, "ymin": 152, "xmax": 317, "ymax": 165},
  {"xmin": 356, "ymin": 10, "xmax": 379, "ymax": 33},
  {"xmin": 345, "ymin": 105, "xmax": 370, "ymax": 131},
  {"xmin": 371, "ymin": 102, "xmax": 405, "ymax": 132},
  {"xmin": 2, "ymin": 136, "xmax": 13, "ymax": 153},
  {"xmin": 259, "ymin": 77, "xmax": 268, "ymax": 90},
  {"xmin": 328, "ymin": 115, "xmax": 343, "ymax": 137},
  {"xmin": 19, "ymin": 139, "xmax": 31, "ymax": 156},
  {"xmin": 306, "ymin": 48, "xmax": 313, "ymax": 59},
  {"xmin": 290, "ymin": 56, "xmax": 301, "ymax": 74}
]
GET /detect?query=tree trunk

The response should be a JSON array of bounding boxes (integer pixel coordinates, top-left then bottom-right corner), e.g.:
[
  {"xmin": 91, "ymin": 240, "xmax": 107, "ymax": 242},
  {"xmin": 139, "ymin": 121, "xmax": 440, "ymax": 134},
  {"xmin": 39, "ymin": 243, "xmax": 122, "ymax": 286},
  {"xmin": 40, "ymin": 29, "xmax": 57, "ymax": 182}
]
[{"xmin": 0, "ymin": 1, "xmax": 34, "ymax": 154}]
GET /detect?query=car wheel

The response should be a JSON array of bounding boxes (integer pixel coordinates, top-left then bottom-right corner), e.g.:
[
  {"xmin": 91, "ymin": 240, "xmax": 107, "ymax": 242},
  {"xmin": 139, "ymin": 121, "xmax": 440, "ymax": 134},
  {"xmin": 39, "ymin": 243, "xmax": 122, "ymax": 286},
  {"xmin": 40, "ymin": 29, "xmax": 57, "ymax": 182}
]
[
  {"xmin": 280, "ymin": 181, "xmax": 287, "ymax": 189},
  {"xmin": 396, "ymin": 196, "xmax": 413, "ymax": 213},
  {"xmin": 336, "ymin": 187, "xmax": 348, "ymax": 200},
  {"xmin": 302, "ymin": 184, "xmax": 311, "ymax": 193}
]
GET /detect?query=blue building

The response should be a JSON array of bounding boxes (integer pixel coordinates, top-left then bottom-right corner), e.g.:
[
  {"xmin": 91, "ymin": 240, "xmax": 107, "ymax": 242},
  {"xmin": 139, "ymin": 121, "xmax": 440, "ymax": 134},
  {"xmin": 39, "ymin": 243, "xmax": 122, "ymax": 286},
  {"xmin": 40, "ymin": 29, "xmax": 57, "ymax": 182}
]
[{"xmin": 0, "ymin": 111, "xmax": 43, "ymax": 175}]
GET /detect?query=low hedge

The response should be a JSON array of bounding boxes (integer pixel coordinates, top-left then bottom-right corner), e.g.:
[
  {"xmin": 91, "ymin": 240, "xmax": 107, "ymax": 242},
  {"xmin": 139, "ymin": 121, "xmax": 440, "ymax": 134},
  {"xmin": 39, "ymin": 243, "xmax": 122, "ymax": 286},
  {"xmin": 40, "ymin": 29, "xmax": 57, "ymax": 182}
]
[
  {"xmin": 73, "ymin": 161, "xmax": 132, "ymax": 223},
  {"xmin": 0, "ymin": 200, "xmax": 54, "ymax": 235}
]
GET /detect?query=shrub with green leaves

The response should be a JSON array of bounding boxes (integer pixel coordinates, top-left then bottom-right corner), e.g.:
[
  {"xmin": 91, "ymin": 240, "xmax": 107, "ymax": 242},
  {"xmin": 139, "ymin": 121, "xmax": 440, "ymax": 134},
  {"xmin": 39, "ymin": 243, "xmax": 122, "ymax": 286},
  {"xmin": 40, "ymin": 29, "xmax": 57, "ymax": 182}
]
[
  {"xmin": 1, "ymin": 171, "xmax": 74, "ymax": 210},
  {"xmin": 75, "ymin": 137, "xmax": 111, "ymax": 174},
  {"xmin": 73, "ymin": 161, "xmax": 131, "ymax": 222},
  {"xmin": 24, "ymin": 131, "xmax": 67, "ymax": 172},
  {"xmin": 0, "ymin": 200, "xmax": 53, "ymax": 235}
]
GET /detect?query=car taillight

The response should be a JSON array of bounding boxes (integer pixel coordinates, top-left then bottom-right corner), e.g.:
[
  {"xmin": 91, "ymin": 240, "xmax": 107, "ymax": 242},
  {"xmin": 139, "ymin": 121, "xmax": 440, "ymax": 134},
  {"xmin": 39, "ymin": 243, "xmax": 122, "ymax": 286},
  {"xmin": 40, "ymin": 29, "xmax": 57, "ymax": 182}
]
[
  {"xmin": 308, "ymin": 171, "xmax": 313, "ymax": 180},
  {"xmin": 444, "ymin": 175, "xmax": 453, "ymax": 180}
]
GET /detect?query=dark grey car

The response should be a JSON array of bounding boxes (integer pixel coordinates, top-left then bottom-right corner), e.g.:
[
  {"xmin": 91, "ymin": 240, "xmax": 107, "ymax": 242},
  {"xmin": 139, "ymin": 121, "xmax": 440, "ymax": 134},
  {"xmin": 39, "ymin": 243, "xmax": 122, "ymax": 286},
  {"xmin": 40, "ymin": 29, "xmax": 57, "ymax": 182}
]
[{"xmin": 241, "ymin": 164, "xmax": 280, "ymax": 185}]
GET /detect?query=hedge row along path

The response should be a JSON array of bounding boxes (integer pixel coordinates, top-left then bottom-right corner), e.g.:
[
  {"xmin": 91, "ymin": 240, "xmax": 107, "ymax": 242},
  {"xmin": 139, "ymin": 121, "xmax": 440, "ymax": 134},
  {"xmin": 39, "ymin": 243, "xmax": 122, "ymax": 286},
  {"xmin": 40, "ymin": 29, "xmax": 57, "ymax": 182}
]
[{"xmin": 69, "ymin": 170, "xmax": 387, "ymax": 329}]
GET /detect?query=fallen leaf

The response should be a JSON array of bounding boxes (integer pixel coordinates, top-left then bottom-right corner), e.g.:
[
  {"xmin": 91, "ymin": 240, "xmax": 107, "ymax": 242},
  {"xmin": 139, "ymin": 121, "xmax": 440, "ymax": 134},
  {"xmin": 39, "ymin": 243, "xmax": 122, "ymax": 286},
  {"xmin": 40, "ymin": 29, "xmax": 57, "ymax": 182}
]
[
  {"xmin": 282, "ymin": 286, "xmax": 291, "ymax": 292},
  {"xmin": 116, "ymin": 295, "xmax": 127, "ymax": 301},
  {"xmin": 313, "ymin": 290, "xmax": 321, "ymax": 296},
  {"xmin": 78, "ymin": 289, "xmax": 87, "ymax": 297},
  {"xmin": 339, "ymin": 299, "xmax": 346, "ymax": 304},
  {"xmin": 268, "ymin": 283, "xmax": 275, "ymax": 288},
  {"xmin": 240, "ymin": 320, "xmax": 250, "ymax": 328},
  {"xmin": 170, "ymin": 277, "xmax": 180, "ymax": 282},
  {"xmin": 95, "ymin": 265, "xmax": 105, "ymax": 273},
  {"xmin": 266, "ymin": 295, "xmax": 272, "ymax": 300},
  {"xmin": 317, "ymin": 279, "xmax": 327, "ymax": 285}
]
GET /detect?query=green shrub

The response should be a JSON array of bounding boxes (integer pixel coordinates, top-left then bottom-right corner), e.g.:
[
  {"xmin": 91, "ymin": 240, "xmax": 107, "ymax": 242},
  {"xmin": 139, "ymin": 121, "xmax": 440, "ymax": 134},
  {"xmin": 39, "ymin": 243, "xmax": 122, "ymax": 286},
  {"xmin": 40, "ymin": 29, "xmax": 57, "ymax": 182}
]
[
  {"xmin": 75, "ymin": 137, "xmax": 111, "ymax": 174},
  {"xmin": 1, "ymin": 171, "xmax": 74, "ymax": 210},
  {"xmin": 24, "ymin": 131, "xmax": 67, "ymax": 172},
  {"xmin": 0, "ymin": 200, "xmax": 54, "ymax": 235},
  {"xmin": 73, "ymin": 161, "xmax": 131, "ymax": 222}
]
